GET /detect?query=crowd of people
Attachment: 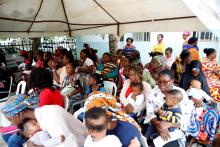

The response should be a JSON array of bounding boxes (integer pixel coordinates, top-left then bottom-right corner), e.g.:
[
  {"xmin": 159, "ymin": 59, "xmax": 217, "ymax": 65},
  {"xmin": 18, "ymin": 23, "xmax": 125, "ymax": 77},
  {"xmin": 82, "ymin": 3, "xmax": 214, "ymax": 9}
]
[{"xmin": 0, "ymin": 32, "xmax": 220, "ymax": 147}]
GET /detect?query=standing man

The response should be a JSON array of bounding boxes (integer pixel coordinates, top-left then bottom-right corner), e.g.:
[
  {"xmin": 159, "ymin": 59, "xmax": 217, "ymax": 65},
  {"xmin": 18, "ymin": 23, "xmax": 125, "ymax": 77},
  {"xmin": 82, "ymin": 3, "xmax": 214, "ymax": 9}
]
[{"xmin": 152, "ymin": 34, "xmax": 165, "ymax": 55}]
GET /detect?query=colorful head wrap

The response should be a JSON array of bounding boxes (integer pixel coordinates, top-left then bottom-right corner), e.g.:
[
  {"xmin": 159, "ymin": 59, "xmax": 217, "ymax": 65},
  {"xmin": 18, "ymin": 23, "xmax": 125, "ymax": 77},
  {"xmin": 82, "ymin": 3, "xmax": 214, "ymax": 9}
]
[
  {"xmin": 183, "ymin": 31, "xmax": 191, "ymax": 36},
  {"xmin": 1, "ymin": 94, "xmax": 39, "ymax": 117},
  {"xmin": 84, "ymin": 91, "xmax": 140, "ymax": 130},
  {"xmin": 154, "ymin": 55, "xmax": 167, "ymax": 67}
]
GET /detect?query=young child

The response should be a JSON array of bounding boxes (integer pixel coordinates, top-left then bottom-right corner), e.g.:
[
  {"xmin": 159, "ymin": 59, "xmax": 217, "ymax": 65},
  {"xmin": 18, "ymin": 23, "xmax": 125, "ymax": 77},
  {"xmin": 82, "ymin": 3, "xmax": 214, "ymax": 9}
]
[
  {"xmin": 36, "ymin": 50, "xmax": 44, "ymax": 68},
  {"xmin": 84, "ymin": 107, "xmax": 122, "ymax": 147},
  {"xmin": 126, "ymin": 82, "xmax": 145, "ymax": 113},
  {"xmin": 86, "ymin": 73, "xmax": 106, "ymax": 96},
  {"xmin": 147, "ymin": 89, "xmax": 183, "ymax": 141},
  {"xmin": 186, "ymin": 79, "xmax": 212, "ymax": 107},
  {"xmin": 18, "ymin": 118, "xmax": 65, "ymax": 147},
  {"xmin": 158, "ymin": 89, "xmax": 183, "ymax": 132}
]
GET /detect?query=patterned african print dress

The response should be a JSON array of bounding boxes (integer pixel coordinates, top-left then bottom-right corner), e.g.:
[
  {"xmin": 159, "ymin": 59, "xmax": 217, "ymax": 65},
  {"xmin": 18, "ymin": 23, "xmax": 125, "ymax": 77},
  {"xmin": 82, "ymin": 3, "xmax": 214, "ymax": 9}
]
[
  {"xmin": 202, "ymin": 58, "xmax": 220, "ymax": 102},
  {"xmin": 202, "ymin": 58, "xmax": 220, "ymax": 134}
]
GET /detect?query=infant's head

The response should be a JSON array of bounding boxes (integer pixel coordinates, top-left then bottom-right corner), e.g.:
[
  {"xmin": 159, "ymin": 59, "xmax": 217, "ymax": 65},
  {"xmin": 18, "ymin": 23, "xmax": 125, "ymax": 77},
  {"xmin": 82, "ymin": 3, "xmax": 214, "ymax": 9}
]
[
  {"xmin": 165, "ymin": 89, "xmax": 183, "ymax": 107},
  {"xmin": 190, "ymin": 79, "xmax": 201, "ymax": 89},
  {"xmin": 85, "ymin": 107, "xmax": 108, "ymax": 141},
  {"xmin": 131, "ymin": 82, "xmax": 143, "ymax": 96},
  {"xmin": 18, "ymin": 118, "xmax": 41, "ymax": 138}
]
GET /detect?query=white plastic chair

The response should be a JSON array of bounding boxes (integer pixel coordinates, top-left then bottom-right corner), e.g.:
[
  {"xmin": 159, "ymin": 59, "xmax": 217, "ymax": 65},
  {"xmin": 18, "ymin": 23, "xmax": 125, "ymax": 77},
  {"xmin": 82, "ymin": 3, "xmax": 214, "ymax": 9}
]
[
  {"xmin": 103, "ymin": 81, "xmax": 117, "ymax": 96},
  {"xmin": 62, "ymin": 95, "xmax": 69, "ymax": 110},
  {"xmin": 16, "ymin": 81, "xmax": 26, "ymax": 95}
]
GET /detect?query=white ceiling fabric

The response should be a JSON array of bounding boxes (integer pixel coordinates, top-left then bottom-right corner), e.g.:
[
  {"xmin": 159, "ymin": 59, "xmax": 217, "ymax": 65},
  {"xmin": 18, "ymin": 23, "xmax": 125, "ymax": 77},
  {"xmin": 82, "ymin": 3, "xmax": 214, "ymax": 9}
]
[{"xmin": 0, "ymin": 0, "xmax": 215, "ymax": 38}]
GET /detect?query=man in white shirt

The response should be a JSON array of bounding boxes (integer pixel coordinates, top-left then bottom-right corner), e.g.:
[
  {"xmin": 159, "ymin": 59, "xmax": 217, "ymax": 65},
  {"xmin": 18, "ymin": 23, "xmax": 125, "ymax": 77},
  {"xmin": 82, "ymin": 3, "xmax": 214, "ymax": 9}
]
[
  {"xmin": 145, "ymin": 69, "xmax": 193, "ymax": 146},
  {"xmin": 78, "ymin": 49, "xmax": 94, "ymax": 74}
]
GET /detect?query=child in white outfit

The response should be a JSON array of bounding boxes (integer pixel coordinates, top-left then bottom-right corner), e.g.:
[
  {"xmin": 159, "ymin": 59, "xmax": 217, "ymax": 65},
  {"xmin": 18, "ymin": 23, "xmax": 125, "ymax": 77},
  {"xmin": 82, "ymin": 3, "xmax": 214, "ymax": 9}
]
[
  {"xmin": 127, "ymin": 82, "xmax": 145, "ymax": 113},
  {"xmin": 18, "ymin": 118, "xmax": 65, "ymax": 147},
  {"xmin": 187, "ymin": 79, "xmax": 212, "ymax": 105},
  {"xmin": 84, "ymin": 107, "xmax": 122, "ymax": 147},
  {"xmin": 186, "ymin": 79, "xmax": 213, "ymax": 115}
]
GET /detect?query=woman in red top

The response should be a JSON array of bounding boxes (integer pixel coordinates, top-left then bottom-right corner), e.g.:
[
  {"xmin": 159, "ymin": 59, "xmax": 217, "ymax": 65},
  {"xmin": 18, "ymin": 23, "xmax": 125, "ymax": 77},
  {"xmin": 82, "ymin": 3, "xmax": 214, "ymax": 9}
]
[{"xmin": 28, "ymin": 68, "xmax": 64, "ymax": 107}]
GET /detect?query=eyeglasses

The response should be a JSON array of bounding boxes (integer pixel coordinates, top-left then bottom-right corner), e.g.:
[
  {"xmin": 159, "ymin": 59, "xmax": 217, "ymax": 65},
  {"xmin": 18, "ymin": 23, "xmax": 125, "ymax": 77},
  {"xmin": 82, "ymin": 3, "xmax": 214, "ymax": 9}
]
[{"xmin": 157, "ymin": 79, "xmax": 171, "ymax": 85}]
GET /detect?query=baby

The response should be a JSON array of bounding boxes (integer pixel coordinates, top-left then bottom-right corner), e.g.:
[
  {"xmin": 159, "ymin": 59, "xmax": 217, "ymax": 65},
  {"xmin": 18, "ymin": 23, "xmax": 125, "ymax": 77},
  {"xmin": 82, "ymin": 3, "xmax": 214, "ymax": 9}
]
[
  {"xmin": 127, "ymin": 82, "xmax": 145, "ymax": 113},
  {"xmin": 146, "ymin": 89, "xmax": 183, "ymax": 142},
  {"xmin": 84, "ymin": 107, "xmax": 122, "ymax": 147},
  {"xmin": 18, "ymin": 118, "xmax": 65, "ymax": 147},
  {"xmin": 158, "ymin": 89, "xmax": 183, "ymax": 132},
  {"xmin": 187, "ymin": 79, "xmax": 212, "ymax": 107}
]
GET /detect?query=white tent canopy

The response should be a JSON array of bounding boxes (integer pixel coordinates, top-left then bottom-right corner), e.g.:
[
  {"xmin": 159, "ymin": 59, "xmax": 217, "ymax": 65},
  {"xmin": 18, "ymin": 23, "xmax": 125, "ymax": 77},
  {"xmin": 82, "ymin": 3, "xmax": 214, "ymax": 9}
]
[{"xmin": 0, "ymin": 0, "xmax": 217, "ymax": 38}]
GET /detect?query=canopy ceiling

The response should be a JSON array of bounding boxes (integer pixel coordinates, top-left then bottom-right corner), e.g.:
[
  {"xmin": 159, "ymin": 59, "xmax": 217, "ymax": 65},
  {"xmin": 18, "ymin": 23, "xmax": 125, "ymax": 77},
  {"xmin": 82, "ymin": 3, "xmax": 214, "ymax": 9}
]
[{"xmin": 0, "ymin": 0, "xmax": 215, "ymax": 38}]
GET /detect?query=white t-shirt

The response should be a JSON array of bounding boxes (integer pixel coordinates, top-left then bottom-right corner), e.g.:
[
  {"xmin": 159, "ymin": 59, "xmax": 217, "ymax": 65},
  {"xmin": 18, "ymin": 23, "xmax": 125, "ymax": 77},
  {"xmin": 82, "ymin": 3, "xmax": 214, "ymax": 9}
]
[
  {"xmin": 57, "ymin": 66, "xmax": 67, "ymax": 85},
  {"xmin": 30, "ymin": 131, "xmax": 62, "ymax": 147},
  {"xmin": 84, "ymin": 135, "xmax": 122, "ymax": 147},
  {"xmin": 83, "ymin": 58, "xmax": 94, "ymax": 68},
  {"xmin": 166, "ymin": 57, "xmax": 175, "ymax": 69},
  {"xmin": 34, "ymin": 105, "xmax": 87, "ymax": 147},
  {"xmin": 127, "ymin": 93, "xmax": 145, "ymax": 113},
  {"xmin": 186, "ymin": 87, "xmax": 212, "ymax": 102}
]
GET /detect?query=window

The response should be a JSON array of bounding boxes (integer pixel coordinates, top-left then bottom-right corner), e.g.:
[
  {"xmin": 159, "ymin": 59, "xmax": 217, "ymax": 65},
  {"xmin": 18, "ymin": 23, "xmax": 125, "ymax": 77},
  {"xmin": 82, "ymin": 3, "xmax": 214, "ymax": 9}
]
[
  {"xmin": 199, "ymin": 31, "xmax": 218, "ymax": 42},
  {"xmin": 132, "ymin": 32, "xmax": 150, "ymax": 42}
]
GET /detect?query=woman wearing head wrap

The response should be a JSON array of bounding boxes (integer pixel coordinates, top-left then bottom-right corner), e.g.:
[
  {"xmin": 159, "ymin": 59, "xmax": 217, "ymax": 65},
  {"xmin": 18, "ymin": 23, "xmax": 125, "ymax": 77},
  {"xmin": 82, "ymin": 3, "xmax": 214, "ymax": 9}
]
[
  {"xmin": 1, "ymin": 94, "xmax": 39, "ymax": 147},
  {"xmin": 1, "ymin": 94, "xmax": 87, "ymax": 147},
  {"xmin": 145, "ymin": 54, "xmax": 167, "ymax": 80},
  {"xmin": 84, "ymin": 91, "xmax": 146, "ymax": 147},
  {"xmin": 180, "ymin": 60, "xmax": 210, "ymax": 96},
  {"xmin": 182, "ymin": 31, "xmax": 191, "ymax": 47}
]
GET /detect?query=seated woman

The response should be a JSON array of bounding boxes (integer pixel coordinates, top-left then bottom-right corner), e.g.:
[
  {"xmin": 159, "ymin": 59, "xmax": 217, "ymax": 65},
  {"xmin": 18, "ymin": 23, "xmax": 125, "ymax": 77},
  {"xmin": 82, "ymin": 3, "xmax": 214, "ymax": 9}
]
[
  {"xmin": 137, "ymin": 63, "xmax": 155, "ymax": 88},
  {"xmin": 35, "ymin": 50, "xmax": 44, "ymax": 68},
  {"xmin": 116, "ymin": 49, "xmax": 124, "ymax": 65},
  {"xmin": 120, "ymin": 65, "xmax": 151, "ymax": 114},
  {"xmin": 202, "ymin": 48, "xmax": 220, "ymax": 102},
  {"xmin": 145, "ymin": 53, "xmax": 167, "ymax": 80},
  {"xmin": 28, "ymin": 68, "xmax": 64, "ymax": 107},
  {"xmin": 171, "ymin": 49, "xmax": 191, "ymax": 85},
  {"xmin": 48, "ymin": 51, "xmax": 74, "ymax": 86},
  {"xmin": 85, "ymin": 91, "xmax": 144, "ymax": 147},
  {"xmin": 145, "ymin": 70, "xmax": 192, "ymax": 147},
  {"xmin": 1, "ymin": 95, "xmax": 88, "ymax": 147},
  {"xmin": 97, "ymin": 52, "xmax": 118, "ymax": 81},
  {"xmin": 61, "ymin": 62, "xmax": 83, "ymax": 114},
  {"xmin": 180, "ymin": 60, "xmax": 211, "ymax": 97},
  {"xmin": 117, "ymin": 56, "xmax": 131, "ymax": 92}
]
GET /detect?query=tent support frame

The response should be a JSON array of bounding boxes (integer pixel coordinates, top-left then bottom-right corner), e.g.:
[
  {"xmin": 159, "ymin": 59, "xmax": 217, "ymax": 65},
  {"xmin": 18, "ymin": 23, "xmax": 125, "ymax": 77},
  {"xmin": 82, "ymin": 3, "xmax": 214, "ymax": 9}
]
[
  {"xmin": 61, "ymin": 0, "xmax": 71, "ymax": 37},
  {"xmin": 27, "ymin": 0, "xmax": 44, "ymax": 33}
]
